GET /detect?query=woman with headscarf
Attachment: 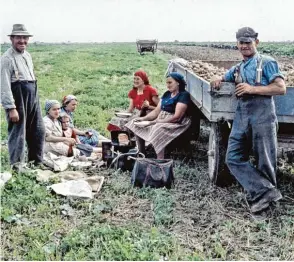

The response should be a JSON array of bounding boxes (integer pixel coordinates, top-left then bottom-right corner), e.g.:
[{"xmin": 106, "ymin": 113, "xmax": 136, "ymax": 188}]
[
  {"xmin": 107, "ymin": 70, "xmax": 159, "ymax": 131},
  {"xmin": 61, "ymin": 94, "xmax": 110, "ymax": 146},
  {"xmin": 43, "ymin": 100, "xmax": 80, "ymax": 157},
  {"xmin": 125, "ymin": 72, "xmax": 191, "ymax": 159},
  {"xmin": 43, "ymin": 100, "xmax": 99, "ymax": 159}
]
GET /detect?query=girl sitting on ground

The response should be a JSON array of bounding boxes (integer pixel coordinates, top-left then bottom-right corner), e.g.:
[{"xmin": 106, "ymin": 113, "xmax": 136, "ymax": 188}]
[
  {"xmin": 59, "ymin": 112, "xmax": 102, "ymax": 157},
  {"xmin": 61, "ymin": 94, "xmax": 110, "ymax": 146}
]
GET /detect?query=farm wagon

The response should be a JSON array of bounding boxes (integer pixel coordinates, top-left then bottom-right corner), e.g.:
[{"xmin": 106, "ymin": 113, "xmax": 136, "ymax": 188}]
[
  {"xmin": 136, "ymin": 39, "xmax": 158, "ymax": 55},
  {"xmin": 167, "ymin": 59, "xmax": 294, "ymax": 185}
]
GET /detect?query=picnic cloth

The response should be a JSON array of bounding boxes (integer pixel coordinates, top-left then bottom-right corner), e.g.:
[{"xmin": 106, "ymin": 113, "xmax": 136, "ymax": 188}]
[
  {"xmin": 49, "ymin": 180, "xmax": 93, "ymax": 199},
  {"xmin": 37, "ymin": 169, "xmax": 105, "ymax": 197},
  {"xmin": 43, "ymin": 152, "xmax": 74, "ymax": 171}
]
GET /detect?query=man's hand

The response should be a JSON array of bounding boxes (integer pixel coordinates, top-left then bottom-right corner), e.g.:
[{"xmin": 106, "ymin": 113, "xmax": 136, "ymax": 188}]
[
  {"xmin": 64, "ymin": 138, "xmax": 76, "ymax": 146},
  {"xmin": 210, "ymin": 76, "xmax": 223, "ymax": 90},
  {"xmin": 235, "ymin": 83, "xmax": 254, "ymax": 96},
  {"xmin": 9, "ymin": 109, "xmax": 19, "ymax": 122}
]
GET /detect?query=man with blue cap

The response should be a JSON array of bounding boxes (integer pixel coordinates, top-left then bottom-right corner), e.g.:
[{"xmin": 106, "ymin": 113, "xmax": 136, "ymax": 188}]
[
  {"xmin": 1, "ymin": 24, "xmax": 45, "ymax": 171},
  {"xmin": 211, "ymin": 27, "xmax": 286, "ymax": 216}
]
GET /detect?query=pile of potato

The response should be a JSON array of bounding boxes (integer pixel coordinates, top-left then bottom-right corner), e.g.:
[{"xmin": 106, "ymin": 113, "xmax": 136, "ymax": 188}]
[
  {"xmin": 179, "ymin": 59, "xmax": 294, "ymax": 86},
  {"xmin": 184, "ymin": 60, "xmax": 226, "ymax": 82},
  {"xmin": 280, "ymin": 63, "xmax": 294, "ymax": 86}
]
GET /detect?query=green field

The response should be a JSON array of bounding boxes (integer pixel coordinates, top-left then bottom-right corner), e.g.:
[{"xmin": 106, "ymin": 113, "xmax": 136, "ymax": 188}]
[{"xmin": 1, "ymin": 44, "xmax": 294, "ymax": 260}]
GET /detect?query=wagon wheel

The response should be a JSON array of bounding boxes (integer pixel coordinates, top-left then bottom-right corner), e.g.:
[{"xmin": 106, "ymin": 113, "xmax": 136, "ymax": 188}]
[
  {"xmin": 208, "ymin": 121, "xmax": 233, "ymax": 186},
  {"xmin": 139, "ymin": 50, "xmax": 143, "ymax": 55}
]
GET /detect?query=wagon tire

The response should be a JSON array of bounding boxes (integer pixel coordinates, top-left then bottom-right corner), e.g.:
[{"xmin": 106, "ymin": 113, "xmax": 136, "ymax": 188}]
[{"xmin": 208, "ymin": 122, "xmax": 233, "ymax": 186}]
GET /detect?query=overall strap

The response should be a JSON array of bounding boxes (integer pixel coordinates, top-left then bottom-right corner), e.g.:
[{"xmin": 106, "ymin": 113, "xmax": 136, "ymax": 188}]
[
  {"xmin": 22, "ymin": 54, "xmax": 35, "ymax": 80},
  {"xmin": 256, "ymin": 54, "xmax": 263, "ymax": 85},
  {"xmin": 234, "ymin": 62, "xmax": 243, "ymax": 84},
  {"xmin": 12, "ymin": 57, "xmax": 20, "ymax": 81}
]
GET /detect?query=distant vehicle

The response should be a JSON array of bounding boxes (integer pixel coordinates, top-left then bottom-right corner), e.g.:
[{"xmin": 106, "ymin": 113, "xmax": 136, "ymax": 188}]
[{"xmin": 136, "ymin": 39, "xmax": 158, "ymax": 55}]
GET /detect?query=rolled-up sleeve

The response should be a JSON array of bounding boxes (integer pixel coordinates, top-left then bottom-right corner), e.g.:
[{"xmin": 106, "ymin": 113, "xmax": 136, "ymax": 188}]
[
  {"xmin": 224, "ymin": 65, "xmax": 236, "ymax": 82},
  {"xmin": 1, "ymin": 56, "xmax": 16, "ymax": 110},
  {"xmin": 263, "ymin": 60, "xmax": 284, "ymax": 83}
]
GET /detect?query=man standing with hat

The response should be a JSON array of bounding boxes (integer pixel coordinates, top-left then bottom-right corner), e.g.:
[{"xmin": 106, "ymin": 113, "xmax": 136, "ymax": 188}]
[
  {"xmin": 211, "ymin": 27, "xmax": 286, "ymax": 216},
  {"xmin": 1, "ymin": 24, "xmax": 45, "ymax": 170}
]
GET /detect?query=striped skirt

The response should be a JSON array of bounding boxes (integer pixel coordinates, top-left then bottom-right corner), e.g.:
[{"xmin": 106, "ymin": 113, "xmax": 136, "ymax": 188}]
[{"xmin": 125, "ymin": 111, "xmax": 191, "ymax": 154}]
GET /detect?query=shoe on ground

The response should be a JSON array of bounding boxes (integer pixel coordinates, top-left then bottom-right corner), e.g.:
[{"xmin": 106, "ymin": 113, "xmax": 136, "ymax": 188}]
[
  {"xmin": 251, "ymin": 188, "xmax": 282, "ymax": 213},
  {"xmin": 11, "ymin": 163, "xmax": 32, "ymax": 173},
  {"xmin": 33, "ymin": 163, "xmax": 51, "ymax": 170},
  {"xmin": 78, "ymin": 155, "xmax": 88, "ymax": 162},
  {"xmin": 251, "ymin": 209, "xmax": 270, "ymax": 221}
]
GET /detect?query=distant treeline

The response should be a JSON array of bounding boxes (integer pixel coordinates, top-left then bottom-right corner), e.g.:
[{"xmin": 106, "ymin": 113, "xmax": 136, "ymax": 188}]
[
  {"xmin": 1, "ymin": 41, "xmax": 293, "ymax": 57},
  {"xmin": 159, "ymin": 41, "xmax": 294, "ymax": 57}
]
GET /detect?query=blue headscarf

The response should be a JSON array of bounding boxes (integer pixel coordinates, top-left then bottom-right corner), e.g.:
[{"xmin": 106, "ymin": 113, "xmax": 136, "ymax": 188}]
[
  {"xmin": 45, "ymin": 99, "xmax": 60, "ymax": 114},
  {"xmin": 167, "ymin": 72, "xmax": 186, "ymax": 92}
]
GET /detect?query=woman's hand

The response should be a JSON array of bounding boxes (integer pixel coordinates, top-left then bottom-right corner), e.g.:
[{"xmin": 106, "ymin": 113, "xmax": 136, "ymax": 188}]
[
  {"xmin": 142, "ymin": 100, "xmax": 150, "ymax": 109},
  {"xmin": 133, "ymin": 117, "xmax": 144, "ymax": 122},
  {"xmin": 155, "ymin": 118, "xmax": 172, "ymax": 124},
  {"xmin": 85, "ymin": 131, "xmax": 93, "ymax": 138},
  {"xmin": 64, "ymin": 138, "xmax": 76, "ymax": 146},
  {"xmin": 148, "ymin": 120, "xmax": 157, "ymax": 125}
]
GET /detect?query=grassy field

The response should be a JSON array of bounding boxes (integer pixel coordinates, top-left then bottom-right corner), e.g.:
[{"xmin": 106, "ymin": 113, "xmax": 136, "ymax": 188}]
[{"xmin": 1, "ymin": 44, "xmax": 294, "ymax": 260}]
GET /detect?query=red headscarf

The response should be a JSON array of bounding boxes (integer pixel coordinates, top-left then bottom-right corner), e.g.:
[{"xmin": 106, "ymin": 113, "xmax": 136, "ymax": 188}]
[
  {"xmin": 62, "ymin": 94, "xmax": 78, "ymax": 106},
  {"xmin": 134, "ymin": 70, "xmax": 149, "ymax": 85}
]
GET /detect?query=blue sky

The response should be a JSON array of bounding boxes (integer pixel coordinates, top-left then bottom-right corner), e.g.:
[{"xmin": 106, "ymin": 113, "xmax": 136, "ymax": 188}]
[{"xmin": 1, "ymin": 0, "xmax": 293, "ymax": 43}]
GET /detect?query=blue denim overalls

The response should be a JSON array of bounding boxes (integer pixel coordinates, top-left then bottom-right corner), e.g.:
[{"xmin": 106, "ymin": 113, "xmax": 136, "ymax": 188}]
[{"xmin": 224, "ymin": 53, "xmax": 283, "ymax": 203}]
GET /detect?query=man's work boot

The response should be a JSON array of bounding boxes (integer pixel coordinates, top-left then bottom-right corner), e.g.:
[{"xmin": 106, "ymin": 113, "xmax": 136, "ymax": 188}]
[
  {"xmin": 33, "ymin": 162, "xmax": 51, "ymax": 171},
  {"xmin": 251, "ymin": 188, "xmax": 282, "ymax": 213}
]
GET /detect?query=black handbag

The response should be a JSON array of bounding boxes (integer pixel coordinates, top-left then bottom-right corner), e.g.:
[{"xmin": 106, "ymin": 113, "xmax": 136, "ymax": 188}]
[{"xmin": 131, "ymin": 158, "xmax": 174, "ymax": 189}]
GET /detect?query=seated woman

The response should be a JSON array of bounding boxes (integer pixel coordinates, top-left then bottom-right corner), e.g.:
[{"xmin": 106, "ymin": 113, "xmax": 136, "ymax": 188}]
[
  {"xmin": 125, "ymin": 72, "xmax": 191, "ymax": 159},
  {"xmin": 60, "ymin": 95, "xmax": 110, "ymax": 146},
  {"xmin": 43, "ymin": 100, "xmax": 80, "ymax": 157},
  {"xmin": 43, "ymin": 100, "xmax": 100, "ymax": 160},
  {"xmin": 107, "ymin": 70, "xmax": 159, "ymax": 131}
]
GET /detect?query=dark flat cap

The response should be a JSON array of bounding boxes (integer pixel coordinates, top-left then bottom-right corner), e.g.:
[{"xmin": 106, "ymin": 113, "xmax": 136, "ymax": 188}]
[{"xmin": 236, "ymin": 27, "xmax": 258, "ymax": 42}]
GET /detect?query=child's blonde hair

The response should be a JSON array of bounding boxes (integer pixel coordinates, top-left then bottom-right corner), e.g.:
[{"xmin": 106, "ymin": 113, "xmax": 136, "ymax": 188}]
[{"xmin": 58, "ymin": 112, "xmax": 70, "ymax": 122}]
